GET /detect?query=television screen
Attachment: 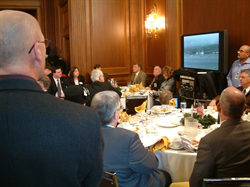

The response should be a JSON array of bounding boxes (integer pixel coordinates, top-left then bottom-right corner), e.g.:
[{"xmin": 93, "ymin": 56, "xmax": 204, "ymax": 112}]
[{"xmin": 181, "ymin": 30, "xmax": 228, "ymax": 73}]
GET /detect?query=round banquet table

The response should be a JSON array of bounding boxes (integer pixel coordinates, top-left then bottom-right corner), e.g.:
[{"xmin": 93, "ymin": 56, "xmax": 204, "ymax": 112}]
[{"xmin": 119, "ymin": 108, "xmax": 219, "ymax": 183}]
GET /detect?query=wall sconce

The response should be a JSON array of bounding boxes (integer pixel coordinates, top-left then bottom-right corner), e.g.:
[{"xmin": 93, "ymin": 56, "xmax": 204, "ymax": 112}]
[{"xmin": 145, "ymin": 5, "xmax": 158, "ymax": 39}]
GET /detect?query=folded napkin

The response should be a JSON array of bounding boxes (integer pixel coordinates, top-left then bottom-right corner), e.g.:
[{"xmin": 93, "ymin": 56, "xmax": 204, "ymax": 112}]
[
  {"xmin": 147, "ymin": 136, "xmax": 171, "ymax": 153},
  {"xmin": 169, "ymin": 99, "xmax": 176, "ymax": 106},
  {"xmin": 135, "ymin": 100, "xmax": 147, "ymax": 113},
  {"xmin": 119, "ymin": 112, "xmax": 131, "ymax": 122}
]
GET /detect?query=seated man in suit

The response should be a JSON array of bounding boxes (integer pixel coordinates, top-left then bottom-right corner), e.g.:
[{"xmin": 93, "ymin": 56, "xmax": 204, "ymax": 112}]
[
  {"xmin": 38, "ymin": 75, "xmax": 51, "ymax": 92},
  {"xmin": 209, "ymin": 69, "xmax": 250, "ymax": 113},
  {"xmin": 91, "ymin": 91, "xmax": 172, "ymax": 187},
  {"xmin": 48, "ymin": 66, "xmax": 67, "ymax": 98},
  {"xmin": 146, "ymin": 65, "xmax": 165, "ymax": 91},
  {"xmin": 129, "ymin": 63, "xmax": 147, "ymax": 87},
  {"xmin": 190, "ymin": 87, "xmax": 250, "ymax": 187},
  {"xmin": 85, "ymin": 69, "xmax": 121, "ymax": 106},
  {"xmin": 94, "ymin": 64, "xmax": 109, "ymax": 82}
]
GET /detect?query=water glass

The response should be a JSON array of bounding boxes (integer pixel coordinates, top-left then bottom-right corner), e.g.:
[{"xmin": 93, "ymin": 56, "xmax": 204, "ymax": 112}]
[
  {"xmin": 180, "ymin": 102, "xmax": 187, "ymax": 112},
  {"xmin": 184, "ymin": 117, "xmax": 198, "ymax": 139}
]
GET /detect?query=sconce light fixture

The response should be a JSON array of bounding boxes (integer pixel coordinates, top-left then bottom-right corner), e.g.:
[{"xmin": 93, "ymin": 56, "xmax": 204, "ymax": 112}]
[{"xmin": 145, "ymin": 5, "xmax": 158, "ymax": 39}]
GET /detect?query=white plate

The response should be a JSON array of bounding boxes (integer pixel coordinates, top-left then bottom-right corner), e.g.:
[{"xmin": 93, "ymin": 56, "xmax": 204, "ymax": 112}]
[
  {"xmin": 157, "ymin": 123, "xmax": 177, "ymax": 128},
  {"xmin": 169, "ymin": 145, "xmax": 184, "ymax": 150},
  {"xmin": 152, "ymin": 106, "xmax": 171, "ymax": 115}
]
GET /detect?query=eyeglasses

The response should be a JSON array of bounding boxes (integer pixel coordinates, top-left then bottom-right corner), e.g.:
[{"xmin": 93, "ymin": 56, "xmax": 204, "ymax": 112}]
[{"xmin": 28, "ymin": 39, "xmax": 51, "ymax": 54}]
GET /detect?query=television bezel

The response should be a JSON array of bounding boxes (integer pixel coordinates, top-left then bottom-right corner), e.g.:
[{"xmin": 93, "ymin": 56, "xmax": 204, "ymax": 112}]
[{"xmin": 181, "ymin": 30, "xmax": 228, "ymax": 74}]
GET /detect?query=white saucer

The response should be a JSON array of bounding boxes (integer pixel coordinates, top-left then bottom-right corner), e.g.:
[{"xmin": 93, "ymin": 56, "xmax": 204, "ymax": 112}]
[{"xmin": 169, "ymin": 145, "xmax": 184, "ymax": 150}]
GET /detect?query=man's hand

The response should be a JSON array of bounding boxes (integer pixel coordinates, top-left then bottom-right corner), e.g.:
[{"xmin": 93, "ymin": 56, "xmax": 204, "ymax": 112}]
[{"xmin": 209, "ymin": 99, "xmax": 217, "ymax": 106}]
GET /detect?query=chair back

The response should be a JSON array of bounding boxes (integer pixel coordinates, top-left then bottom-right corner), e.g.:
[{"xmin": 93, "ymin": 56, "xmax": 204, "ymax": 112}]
[
  {"xmin": 203, "ymin": 178, "xmax": 250, "ymax": 187},
  {"xmin": 99, "ymin": 171, "xmax": 119, "ymax": 187}
]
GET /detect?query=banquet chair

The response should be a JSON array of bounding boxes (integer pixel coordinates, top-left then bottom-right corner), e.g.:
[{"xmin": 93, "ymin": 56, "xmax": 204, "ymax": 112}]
[
  {"xmin": 203, "ymin": 178, "xmax": 250, "ymax": 187},
  {"xmin": 99, "ymin": 171, "xmax": 119, "ymax": 187}
]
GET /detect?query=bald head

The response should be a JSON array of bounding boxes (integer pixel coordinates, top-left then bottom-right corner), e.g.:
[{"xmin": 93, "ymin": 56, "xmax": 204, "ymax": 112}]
[
  {"xmin": 219, "ymin": 87, "xmax": 245, "ymax": 118},
  {"xmin": 0, "ymin": 10, "xmax": 45, "ymax": 79}
]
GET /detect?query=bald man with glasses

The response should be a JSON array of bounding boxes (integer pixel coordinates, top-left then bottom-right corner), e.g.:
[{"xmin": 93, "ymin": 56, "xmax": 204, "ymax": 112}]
[
  {"xmin": 0, "ymin": 10, "xmax": 103, "ymax": 187},
  {"xmin": 227, "ymin": 45, "xmax": 250, "ymax": 87}
]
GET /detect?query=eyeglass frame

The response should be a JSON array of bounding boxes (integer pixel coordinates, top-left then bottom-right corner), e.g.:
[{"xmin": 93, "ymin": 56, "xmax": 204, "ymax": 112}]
[
  {"xmin": 28, "ymin": 39, "xmax": 51, "ymax": 54},
  {"xmin": 238, "ymin": 49, "xmax": 248, "ymax": 53}
]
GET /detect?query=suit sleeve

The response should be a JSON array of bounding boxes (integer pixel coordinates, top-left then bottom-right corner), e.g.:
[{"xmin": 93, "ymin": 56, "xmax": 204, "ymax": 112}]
[
  {"xmin": 153, "ymin": 79, "xmax": 174, "ymax": 97},
  {"xmin": 141, "ymin": 72, "xmax": 147, "ymax": 87},
  {"xmin": 189, "ymin": 137, "xmax": 215, "ymax": 187},
  {"xmin": 81, "ymin": 111, "xmax": 104, "ymax": 187},
  {"xmin": 129, "ymin": 133, "xmax": 158, "ymax": 174}
]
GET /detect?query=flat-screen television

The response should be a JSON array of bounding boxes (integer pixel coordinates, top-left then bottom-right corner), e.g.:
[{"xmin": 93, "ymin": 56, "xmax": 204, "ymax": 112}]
[{"xmin": 181, "ymin": 30, "xmax": 228, "ymax": 73}]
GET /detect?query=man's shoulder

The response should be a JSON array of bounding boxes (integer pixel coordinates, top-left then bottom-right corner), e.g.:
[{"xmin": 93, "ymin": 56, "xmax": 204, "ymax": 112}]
[
  {"xmin": 139, "ymin": 70, "xmax": 147, "ymax": 75},
  {"xmin": 102, "ymin": 126, "xmax": 136, "ymax": 137}
]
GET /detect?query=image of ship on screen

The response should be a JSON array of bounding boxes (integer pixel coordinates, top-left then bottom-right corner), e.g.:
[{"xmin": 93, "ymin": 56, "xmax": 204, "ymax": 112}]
[{"xmin": 183, "ymin": 33, "xmax": 219, "ymax": 71}]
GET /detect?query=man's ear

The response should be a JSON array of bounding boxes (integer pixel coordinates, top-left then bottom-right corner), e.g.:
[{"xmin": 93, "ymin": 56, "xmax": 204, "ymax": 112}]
[
  {"xmin": 114, "ymin": 110, "xmax": 119, "ymax": 120},
  {"xmin": 243, "ymin": 104, "xmax": 247, "ymax": 112},
  {"xmin": 217, "ymin": 102, "xmax": 221, "ymax": 112},
  {"xmin": 33, "ymin": 42, "xmax": 42, "ymax": 63}
]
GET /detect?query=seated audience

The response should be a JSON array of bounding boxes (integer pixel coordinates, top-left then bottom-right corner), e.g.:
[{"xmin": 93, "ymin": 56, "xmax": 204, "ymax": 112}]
[
  {"xmin": 48, "ymin": 66, "xmax": 67, "ymax": 98},
  {"xmin": 210, "ymin": 69, "xmax": 250, "ymax": 113},
  {"xmin": 146, "ymin": 65, "xmax": 165, "ymax": 91},
  {"xmin": 91, "ymin": 91, "xmax": 172, "ymax": 187},
  {"xmin": 0, "ymin": 10, "xmax": 103, "ymax": 187},
  {"xmin": 152, "ymin": 66, "xmax": 175, "ymax": 102},
  {"xmin": 38, "ymin": 75, "xmax": 51, "ymax": 92},
  {"xmin": 85, "ymin": 69, "xmax": 121, "ymax": 106},
  {"xmin": 129, "ymin": 63, "xmax": 147, "ymax": 87},
  {"xmin": 94, "ymin": 64, "xmax": 109, "ymax": 82},
  {"xmin": 189, "ymin": 87, "xmax": 250, "ymax": 187},
  {"xmin": 159, "ymin": 91, "xmax": 173, "ymax": 105},
  {"xmin": 64, "ymin": 85, "xmax": 90, "ymax": 105},
  {"xmin": 65, "ymin": 66, "xmax": 85, "ymax": 87}
]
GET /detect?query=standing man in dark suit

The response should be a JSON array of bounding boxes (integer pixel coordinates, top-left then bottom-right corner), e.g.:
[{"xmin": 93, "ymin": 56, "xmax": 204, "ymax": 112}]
[
  {"xmin": 91, "ymin": 91, "xmax": 172, "ymax": 187},
  {"xmin": 48, "ymin": 66, "xmax": 67, "ymax": 98},
  {"xmin": 86, "ymin": 69, "xmax": 121, "ymax": 106},
  {"xmin": 0, "ymin": 10, "xmax": 103, "ymax": 187},
  {"xmin": 146, "ymin": 65, "xmax": 165, "ymax": 91},
  {"xmin": 129, "ymin": 63, "xmax": 147, "ymax": 86},
  {"xmin": 190, "ymin": 87, "xmax": 250, "ymax": 187}
]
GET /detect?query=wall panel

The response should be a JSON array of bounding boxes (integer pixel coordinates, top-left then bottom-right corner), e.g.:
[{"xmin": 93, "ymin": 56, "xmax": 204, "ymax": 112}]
[{"xmin": 182, "ymin": 0, "xmax": 250, "ymax": 72}]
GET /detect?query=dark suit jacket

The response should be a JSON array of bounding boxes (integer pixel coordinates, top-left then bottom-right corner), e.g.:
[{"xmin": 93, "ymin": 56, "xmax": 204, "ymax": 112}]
[
  {"xmin": 48, "ymin": 76, "xmax": 67, "ymax": 96},
  {"xmin": 129, "ymin": 71, "xmax": 147, "ymax": 87},
  {"xmin": 64, "ymin": 75, "xmax": 86, "ymax": 87},
  {"xmin": 189, "ymin": 118, "xmax": 250, "ymax": 187},
  {"xmin": 149, "ymin": 74, "xmax": 165, "ymax": 91},
  {"xmin": 102, "ymin": 126, "xmax": 165, "ymax": 187},
  {"xmin": 86, "ymin": 81, "xmax": 122, "ymax": 106},
  {"xmin": 0, "ymin": 76, "xmax": 103, "ymax": 187}
]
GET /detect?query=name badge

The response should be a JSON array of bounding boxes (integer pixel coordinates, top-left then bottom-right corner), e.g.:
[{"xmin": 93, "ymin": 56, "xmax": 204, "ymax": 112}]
[
  {"xmin": 235, "ymin": 72, "xmax": 239, "ymax": 80},
  {"xmin": 154, "ymin": 83, "xmax": 157, "ymax": 87}
]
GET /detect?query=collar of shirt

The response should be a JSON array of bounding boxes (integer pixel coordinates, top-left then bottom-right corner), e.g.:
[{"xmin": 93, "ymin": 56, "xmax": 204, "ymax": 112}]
[
  {"xmin": 244, "ymin": 85, "xmax": 250, "ymax": 95},
  {"xmin": 106, "ymin": 124, "xmax": 115, "ymax": 128},
  {"xmin": 135, "ymin": 71, "xmax": 140, "ymax": 76},
  {"xmin": 53, "ymin": 77, "xmax": 61, "ymax": 84}
]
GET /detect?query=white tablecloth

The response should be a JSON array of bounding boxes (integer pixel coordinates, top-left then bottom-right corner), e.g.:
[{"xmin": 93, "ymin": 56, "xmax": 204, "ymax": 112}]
[
  {"xmin": 120, "ymin": 87, "xmax": 154, "ymax": 110},
  {"xmin": 119, "ymin": 109, "xmax": 219, "ymax": 182}
]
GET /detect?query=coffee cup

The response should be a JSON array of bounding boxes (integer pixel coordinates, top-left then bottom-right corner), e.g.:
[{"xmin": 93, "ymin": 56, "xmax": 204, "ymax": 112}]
[{"xmin": 171, "ymin": 136, "xmax": 181, "ymax": 148}]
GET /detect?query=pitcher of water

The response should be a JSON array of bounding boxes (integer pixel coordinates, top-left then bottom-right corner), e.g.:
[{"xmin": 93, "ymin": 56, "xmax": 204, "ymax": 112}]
[{"xmin": 184, "ymin": 117, "xmax": 199, "ymax": 139}]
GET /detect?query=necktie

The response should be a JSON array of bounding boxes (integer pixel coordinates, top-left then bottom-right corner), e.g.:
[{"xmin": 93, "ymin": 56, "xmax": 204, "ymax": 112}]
[
  {"xmin": 150, "ymin": 77, "xmax": 156, "ymax": 87},
  {"xmin": 243, "ymin": 89, "xmax": 246, "ymax": 95},
  {"xmin": 57, "ymin": 79, "xmax": 62, "ymax": 98},
  {"xmin": 133, "ymin": 74, "xmax": 137, "ymax": 84}
]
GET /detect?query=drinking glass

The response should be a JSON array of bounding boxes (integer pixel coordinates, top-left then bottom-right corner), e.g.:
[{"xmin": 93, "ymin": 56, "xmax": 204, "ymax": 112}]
[
  {"xmin": 184, "ymin": 117, "xmax": 198, "ymax": 139},
  {"xmin": 146, "ymin": 109, "xmax": 152, "ymax": 120},
  {"xmin": 180, "ymin": 102, "xmax": 187, "ymax": 112},
  {"xmin": 161, "ymin": 105, "xmax": 168, "ymax": 115}
]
